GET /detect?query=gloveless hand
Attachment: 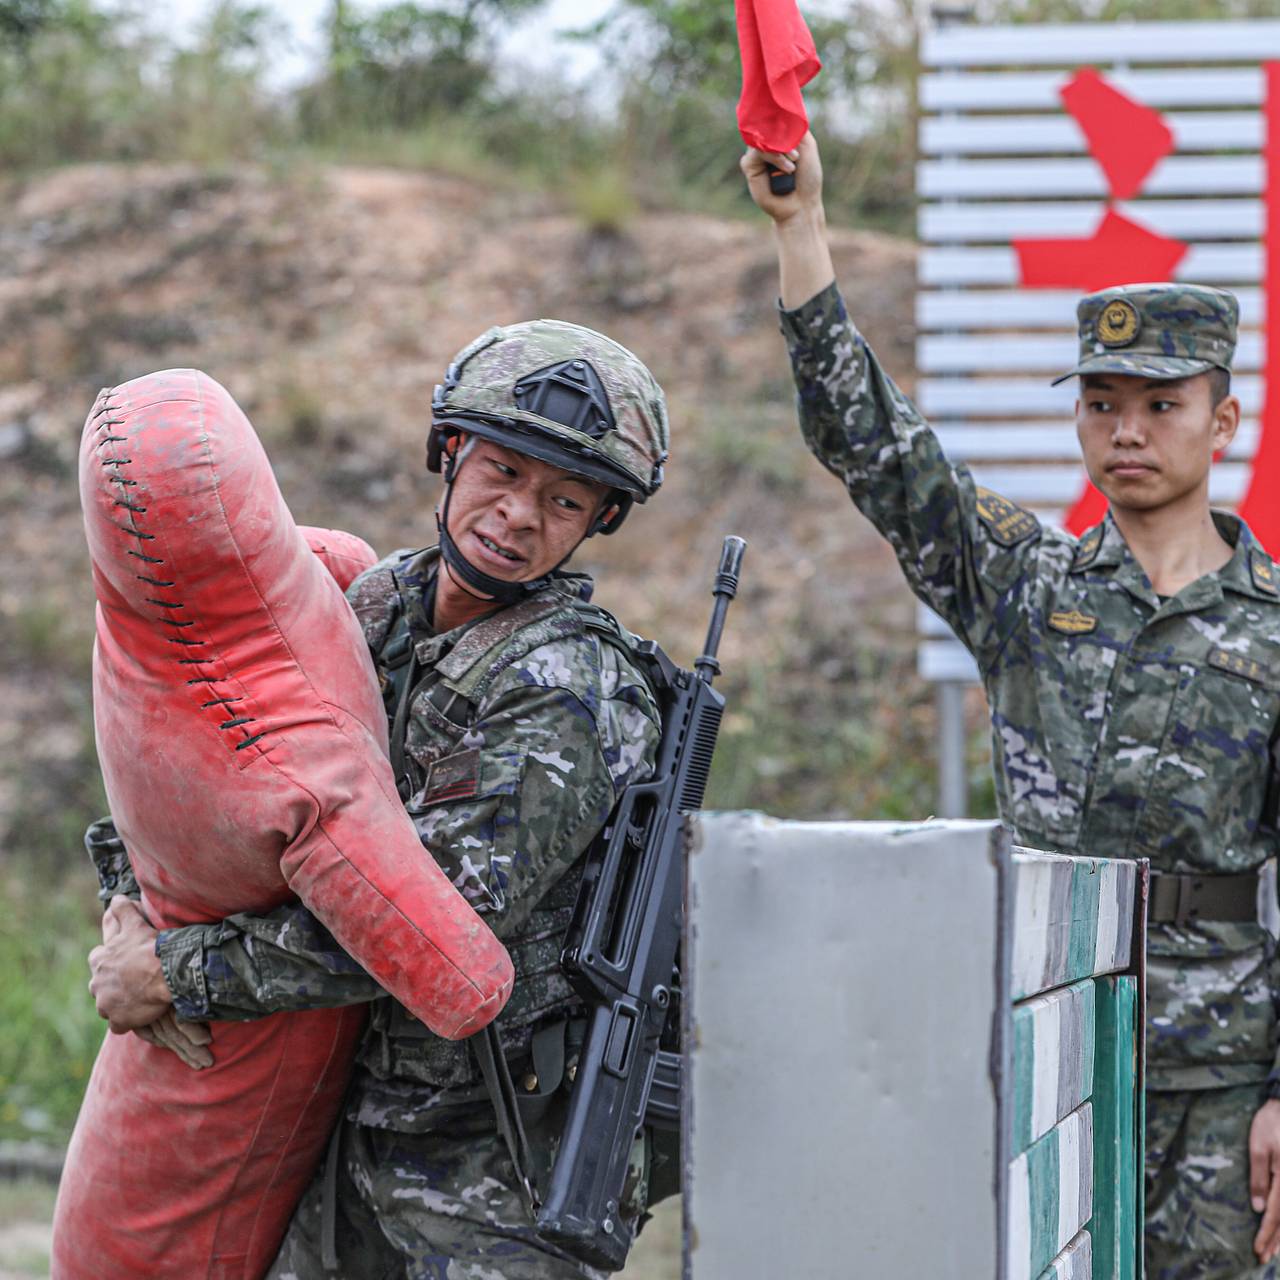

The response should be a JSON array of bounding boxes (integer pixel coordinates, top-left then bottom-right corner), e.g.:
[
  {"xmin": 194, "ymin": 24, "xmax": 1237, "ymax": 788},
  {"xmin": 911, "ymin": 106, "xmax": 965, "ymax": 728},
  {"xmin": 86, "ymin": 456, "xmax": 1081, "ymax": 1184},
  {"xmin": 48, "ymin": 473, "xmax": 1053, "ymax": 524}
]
[
  {"xmin": 740, "ymin": 131, "xmax": 823, "ymax": 225},
  {"xmin": 134, "ymin": 1009, "xmax": 213, "ymax": 1070},
  {"xmin": 88, "ymin": 895, "xmax": 172, "ymax": 1033},
  {"xmin": 1250, "ymin": 1098, "xmax": 1280, "ymax": 1262}
]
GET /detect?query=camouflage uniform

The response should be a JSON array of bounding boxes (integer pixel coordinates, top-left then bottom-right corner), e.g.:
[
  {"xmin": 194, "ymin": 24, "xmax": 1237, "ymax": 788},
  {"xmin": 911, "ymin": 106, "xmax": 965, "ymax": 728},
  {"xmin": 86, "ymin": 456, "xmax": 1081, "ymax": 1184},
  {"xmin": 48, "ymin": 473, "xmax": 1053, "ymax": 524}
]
[
  {"xmin": 119, "ymin": 545, "xmax": 663, "ymax": 1278},
  {"xmin": 779, "ymin": 281, "xmax": 1280, "ymax": 1279}
]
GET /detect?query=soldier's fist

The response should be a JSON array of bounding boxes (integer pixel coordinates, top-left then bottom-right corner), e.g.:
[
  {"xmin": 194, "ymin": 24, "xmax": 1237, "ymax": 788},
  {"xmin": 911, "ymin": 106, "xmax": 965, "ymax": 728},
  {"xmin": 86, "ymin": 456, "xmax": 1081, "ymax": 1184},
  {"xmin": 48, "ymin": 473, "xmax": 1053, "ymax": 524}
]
[
  {"xmin": 741, "ymin": 132, "xmax": 823, "ymax": 223},
  {"xmin": 88, "ymin": 895, "xmax": 171, "ymax": 1032}
]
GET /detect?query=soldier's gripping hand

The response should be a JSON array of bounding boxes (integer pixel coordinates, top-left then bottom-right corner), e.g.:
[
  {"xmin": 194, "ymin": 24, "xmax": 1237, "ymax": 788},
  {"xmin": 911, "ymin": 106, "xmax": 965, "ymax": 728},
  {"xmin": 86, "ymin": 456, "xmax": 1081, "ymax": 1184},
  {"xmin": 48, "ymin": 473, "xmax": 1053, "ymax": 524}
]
[
  {"xmin": 88, "ymin": 896, "xmax": 174, "ymax": 1033},
  {"xmin": 1249, "ymin": 1098, "xmax": 1280, "ymax": 1262},
  {"xmin": 741, "ymin": 132, "xmax": 835, "ymax": 311},
  {"xmin": 133, "ymin": 1010, "xmax": 213, "ymax": 1071},
  {"xmin": 740, "ymin": 131, "xmax": 821, "ymax": 224}
]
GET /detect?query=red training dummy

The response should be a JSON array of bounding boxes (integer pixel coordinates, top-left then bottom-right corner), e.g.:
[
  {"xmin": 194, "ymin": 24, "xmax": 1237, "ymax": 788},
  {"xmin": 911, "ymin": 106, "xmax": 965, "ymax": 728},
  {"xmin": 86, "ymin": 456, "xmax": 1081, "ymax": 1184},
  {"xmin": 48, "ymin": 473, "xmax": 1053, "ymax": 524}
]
[{"xmin": 53, "ymin": 369, "xmax": 514, "ymax": 1278}]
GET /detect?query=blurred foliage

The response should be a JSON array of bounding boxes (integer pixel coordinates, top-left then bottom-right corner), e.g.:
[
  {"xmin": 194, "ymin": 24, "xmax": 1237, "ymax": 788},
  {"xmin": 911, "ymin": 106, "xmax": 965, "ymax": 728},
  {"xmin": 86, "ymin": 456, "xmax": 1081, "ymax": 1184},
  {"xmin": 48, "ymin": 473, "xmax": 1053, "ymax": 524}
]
[
  {"xmin": 0, "ymin": 0, "xmax": 915, "ymax": 227},
  {"xmin": 0, "ymin": 864, "xmax": 103, "ymax": 1144},
  {"xmin": 0, "ymin": 0, "xmax": 284, "ymax": 166},
  {"xmin": 297, "ymin": 0, "xmax": 547, "ymax": 135},
  {"xmin": 580, "ymin": 0, "xmax": 917, "ymax": 228},
  {"xmin": 707, "ymin": 649, "xmax": 997, "ymax": 822},
  {"xmin": 2, "ymin": 0, "xmax": 1268, "ymax": 228}
]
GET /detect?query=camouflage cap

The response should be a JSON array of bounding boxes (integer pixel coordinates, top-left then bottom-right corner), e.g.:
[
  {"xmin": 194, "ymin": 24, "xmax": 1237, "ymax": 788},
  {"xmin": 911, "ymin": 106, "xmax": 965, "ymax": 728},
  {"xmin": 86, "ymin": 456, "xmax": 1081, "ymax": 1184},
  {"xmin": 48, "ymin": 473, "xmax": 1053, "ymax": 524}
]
[
  {"xmin": 1050, "ymin": 282, "xmax": 1238, "ymax": 385},
  {"xmin": 431, "ymin": 319, "xmax": 669, "ymax": 500}
]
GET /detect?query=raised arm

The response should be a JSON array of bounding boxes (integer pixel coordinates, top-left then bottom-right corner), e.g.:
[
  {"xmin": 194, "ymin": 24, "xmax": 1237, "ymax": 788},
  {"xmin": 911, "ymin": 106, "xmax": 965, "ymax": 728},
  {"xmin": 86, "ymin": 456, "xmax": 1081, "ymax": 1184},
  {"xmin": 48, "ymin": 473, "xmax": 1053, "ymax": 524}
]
[{"xmin": 743, "ymin": 132, "xmax": 1051, "ymax": 665}]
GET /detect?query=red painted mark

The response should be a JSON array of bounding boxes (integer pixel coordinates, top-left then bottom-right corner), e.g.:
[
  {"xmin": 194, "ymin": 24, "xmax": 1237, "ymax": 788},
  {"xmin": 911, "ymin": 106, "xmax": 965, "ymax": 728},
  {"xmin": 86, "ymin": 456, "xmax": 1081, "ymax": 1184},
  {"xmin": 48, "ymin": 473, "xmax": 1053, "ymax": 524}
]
[
  {"xmin": 1015, "ymin": 209, "xmax": 1189, "ymax": 292},
  {"xmin": 1061, "ymin": 69, "xmax": 1175, "ymax": 200},
  {"xmin": 1011, "ymin": 70, "xmax": 1191, "ymax": 535},
  {"xmin": 1238, "ymin": 62, "xmax": 1280, "ymax": 555}
]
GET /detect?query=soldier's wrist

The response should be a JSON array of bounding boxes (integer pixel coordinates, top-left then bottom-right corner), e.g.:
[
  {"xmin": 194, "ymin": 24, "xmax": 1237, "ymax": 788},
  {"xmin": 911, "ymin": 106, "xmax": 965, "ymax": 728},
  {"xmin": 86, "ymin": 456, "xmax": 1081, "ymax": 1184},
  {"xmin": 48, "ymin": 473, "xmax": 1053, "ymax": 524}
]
[{"xmin": 155, "ymin": 926, "xmax": 212, "ymax": 1021}]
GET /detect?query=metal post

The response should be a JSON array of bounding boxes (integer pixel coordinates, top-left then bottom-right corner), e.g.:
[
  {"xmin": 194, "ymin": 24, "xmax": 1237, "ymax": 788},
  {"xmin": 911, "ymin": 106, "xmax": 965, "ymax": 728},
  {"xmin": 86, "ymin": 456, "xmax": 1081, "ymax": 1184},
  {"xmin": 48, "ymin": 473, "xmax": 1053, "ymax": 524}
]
[{"xmin": 936, "ymin": 679, "xmax": 967, "ymax": 818}]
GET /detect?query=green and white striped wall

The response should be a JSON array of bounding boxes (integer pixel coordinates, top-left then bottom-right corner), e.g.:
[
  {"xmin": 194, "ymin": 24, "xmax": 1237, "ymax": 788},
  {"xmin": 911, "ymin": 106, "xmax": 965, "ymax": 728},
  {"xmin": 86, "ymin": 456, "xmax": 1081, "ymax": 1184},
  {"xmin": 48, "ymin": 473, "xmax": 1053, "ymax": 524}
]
[{"xmin": 1004, "ymin": 852, "xmax": 1143, "ymax": 1280}]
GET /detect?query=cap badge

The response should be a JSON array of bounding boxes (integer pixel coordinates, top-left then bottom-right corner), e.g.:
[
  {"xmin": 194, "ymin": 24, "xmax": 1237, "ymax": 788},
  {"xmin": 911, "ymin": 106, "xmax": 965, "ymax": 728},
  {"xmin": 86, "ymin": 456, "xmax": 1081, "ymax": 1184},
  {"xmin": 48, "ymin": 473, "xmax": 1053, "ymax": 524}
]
[{"xmin": 1097, "ymin": 299, "xmax": 1140, "ymax": 348}]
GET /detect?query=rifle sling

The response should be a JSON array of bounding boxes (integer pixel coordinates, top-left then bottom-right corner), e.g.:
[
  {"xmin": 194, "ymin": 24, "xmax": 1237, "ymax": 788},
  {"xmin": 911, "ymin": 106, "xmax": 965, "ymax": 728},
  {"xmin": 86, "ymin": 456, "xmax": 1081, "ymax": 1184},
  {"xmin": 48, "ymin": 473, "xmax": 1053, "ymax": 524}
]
[
  {"xmin": 319, "ymin": 1116, "xmax": 343, "ymax": 1271},
  {"xmin": 474, "ymin": 1024, "xmax": 541, "ymax": 1216},
  {"xmin": 388, "ymin": 644, "xmax": 420, "ymax": 799}
]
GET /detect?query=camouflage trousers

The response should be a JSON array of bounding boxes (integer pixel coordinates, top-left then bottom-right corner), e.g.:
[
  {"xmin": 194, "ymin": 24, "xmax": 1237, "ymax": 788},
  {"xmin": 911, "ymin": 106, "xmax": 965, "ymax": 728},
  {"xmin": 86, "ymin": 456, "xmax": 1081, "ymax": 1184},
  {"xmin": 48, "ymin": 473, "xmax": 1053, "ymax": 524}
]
[
  {"xmin": 1146, "ymin": 1083, "xmax": 1278, "ymax": 1280},
  {"xmin": 267, "ymin": 1111, "xmax": 608, "ymax": 1280}
]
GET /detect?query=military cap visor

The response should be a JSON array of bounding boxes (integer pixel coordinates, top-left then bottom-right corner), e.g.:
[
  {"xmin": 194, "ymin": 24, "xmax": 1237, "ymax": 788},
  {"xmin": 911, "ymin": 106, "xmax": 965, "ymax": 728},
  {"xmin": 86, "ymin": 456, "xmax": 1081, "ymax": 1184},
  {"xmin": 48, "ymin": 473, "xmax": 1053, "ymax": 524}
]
[
  {"xmin": 436, "ymin": 411, "xmax": 654, "ymax": 500},
  {"xmin": 1050, "ymin": 353, "xmax": 1221, "ymax": 386}
]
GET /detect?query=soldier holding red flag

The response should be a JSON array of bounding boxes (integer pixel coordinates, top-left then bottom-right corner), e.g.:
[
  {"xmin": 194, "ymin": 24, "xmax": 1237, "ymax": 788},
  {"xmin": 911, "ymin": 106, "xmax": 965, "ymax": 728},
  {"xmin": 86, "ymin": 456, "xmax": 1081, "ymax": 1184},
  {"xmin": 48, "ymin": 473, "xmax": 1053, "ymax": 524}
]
[{"xmin": 744, "ymin": 130, "xmax": 1280, "ymax": 1279}]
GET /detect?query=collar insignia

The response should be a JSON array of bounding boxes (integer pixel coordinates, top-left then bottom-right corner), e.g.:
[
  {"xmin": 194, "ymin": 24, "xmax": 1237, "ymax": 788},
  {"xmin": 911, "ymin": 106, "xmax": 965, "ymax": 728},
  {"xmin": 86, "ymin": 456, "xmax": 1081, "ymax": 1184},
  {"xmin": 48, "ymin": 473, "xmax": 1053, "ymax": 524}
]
[
  {"xmin": 1049, "ymin": 609, "xmax": 1098, "ymax": 635},
  {"xmin": 1251, "ymin": 551, "xmax": 1279, "ymax": 596},
  {"xmin": 1072, "ymin": 524, "xmax": 1104, "ymax": 571}
]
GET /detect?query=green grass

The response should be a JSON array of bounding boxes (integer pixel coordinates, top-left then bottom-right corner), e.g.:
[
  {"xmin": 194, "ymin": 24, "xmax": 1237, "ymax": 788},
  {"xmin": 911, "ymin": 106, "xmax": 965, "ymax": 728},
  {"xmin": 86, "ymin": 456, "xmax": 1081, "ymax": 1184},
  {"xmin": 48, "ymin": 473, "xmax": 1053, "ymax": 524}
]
[
  {"xmin": 706, "ymin": 653, "xmax": 998, "ymax": 822},
  {"xmin": 0, "ymin": 868, "xmax": 104, "ymax": 1145}
]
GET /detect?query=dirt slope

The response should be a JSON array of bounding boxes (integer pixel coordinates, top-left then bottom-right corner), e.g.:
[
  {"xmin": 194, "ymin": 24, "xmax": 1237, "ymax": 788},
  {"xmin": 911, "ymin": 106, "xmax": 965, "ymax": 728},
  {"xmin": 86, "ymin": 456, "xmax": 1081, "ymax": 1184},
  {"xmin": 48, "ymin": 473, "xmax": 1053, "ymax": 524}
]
[{"xmin": 0, "ymin": 161, "xmax": 921, "ymax": 851}]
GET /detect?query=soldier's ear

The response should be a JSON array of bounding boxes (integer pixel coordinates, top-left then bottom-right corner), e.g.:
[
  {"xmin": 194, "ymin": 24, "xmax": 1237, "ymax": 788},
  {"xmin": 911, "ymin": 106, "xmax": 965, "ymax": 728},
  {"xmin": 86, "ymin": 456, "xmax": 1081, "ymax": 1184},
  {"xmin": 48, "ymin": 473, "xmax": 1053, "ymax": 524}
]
[{"xmin": 1211, "ymin": 393, "xmax": 1241, "ymax": 455}]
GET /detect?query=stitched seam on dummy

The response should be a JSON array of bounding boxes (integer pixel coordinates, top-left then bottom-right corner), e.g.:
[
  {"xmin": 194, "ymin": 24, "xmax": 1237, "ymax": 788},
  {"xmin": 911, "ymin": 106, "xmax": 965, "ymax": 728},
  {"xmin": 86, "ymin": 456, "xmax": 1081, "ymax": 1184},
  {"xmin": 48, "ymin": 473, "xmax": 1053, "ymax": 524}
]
[{"xmin": 93, "ymin": 384, "xmax": 267, "ymax": 754}]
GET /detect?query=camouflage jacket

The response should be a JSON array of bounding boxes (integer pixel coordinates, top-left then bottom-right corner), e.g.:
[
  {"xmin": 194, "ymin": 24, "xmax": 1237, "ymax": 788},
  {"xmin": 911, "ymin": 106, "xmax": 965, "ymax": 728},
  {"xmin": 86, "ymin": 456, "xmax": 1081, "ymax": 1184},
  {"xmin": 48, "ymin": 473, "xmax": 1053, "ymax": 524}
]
[
  {"xmin": 146, "ymin": 546, "xmax": 662, "ymax": 1131},
  {"xmin": 782, "ymin": 283, "xmax": 1280, "ymax": 1090}
]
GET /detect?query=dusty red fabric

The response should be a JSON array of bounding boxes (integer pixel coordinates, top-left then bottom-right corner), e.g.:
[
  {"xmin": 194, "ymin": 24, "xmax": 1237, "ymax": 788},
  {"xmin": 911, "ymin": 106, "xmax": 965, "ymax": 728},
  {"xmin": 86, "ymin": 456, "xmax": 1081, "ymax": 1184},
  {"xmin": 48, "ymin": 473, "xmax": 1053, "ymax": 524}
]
[
  {"xmin": 735, "ymin": 0, "xmax": 821, "ymax": 153},
  {"xmin": 301, "ymin": 525, "xmax": 381, "ymax": 591},
  {"xmin": 53, "ymin": 369, "xmax": 514, "ymax": 1278}
]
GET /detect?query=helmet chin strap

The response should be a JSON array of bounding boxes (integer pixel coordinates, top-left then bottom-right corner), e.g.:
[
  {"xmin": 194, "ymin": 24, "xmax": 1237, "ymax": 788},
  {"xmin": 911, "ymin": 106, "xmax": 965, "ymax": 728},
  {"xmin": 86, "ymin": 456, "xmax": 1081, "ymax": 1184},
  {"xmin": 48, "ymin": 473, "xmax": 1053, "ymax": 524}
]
[{"xmin": 435, "ymin": 447, "xmax": 585, "ymax": 607}]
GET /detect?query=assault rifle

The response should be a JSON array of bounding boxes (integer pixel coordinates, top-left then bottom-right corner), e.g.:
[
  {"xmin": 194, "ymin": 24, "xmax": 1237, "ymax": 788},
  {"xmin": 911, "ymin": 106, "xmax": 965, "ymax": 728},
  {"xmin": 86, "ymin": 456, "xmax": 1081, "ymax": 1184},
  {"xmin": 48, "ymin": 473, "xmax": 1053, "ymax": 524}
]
[{"xmin": 535, "ymin": 535, "xmax": 746, "ymax": 1270}]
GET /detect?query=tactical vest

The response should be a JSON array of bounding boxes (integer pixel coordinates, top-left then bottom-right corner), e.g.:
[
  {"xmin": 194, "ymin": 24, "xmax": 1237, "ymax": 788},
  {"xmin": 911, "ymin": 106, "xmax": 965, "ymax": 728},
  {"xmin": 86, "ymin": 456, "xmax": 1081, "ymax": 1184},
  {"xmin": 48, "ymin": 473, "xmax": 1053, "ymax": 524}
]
[{"xmin": 362, "ymin": 555, "xmax": 651, "ymax": 1091}]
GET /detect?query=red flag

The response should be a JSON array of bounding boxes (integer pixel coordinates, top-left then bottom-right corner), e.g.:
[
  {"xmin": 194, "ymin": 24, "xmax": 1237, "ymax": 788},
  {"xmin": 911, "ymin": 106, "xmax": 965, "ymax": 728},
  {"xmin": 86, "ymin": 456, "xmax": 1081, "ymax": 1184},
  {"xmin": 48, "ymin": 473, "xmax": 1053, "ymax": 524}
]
[{"xmin": 736, "ymin": 0, "xmax": 822, "ymax": 153}]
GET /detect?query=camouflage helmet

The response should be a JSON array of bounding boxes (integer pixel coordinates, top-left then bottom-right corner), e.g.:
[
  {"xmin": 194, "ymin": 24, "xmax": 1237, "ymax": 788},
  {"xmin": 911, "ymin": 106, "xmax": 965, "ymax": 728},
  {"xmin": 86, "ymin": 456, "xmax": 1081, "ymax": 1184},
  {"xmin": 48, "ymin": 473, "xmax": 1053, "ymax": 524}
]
[{"xmin": 428, "ymin": 319, "xmax": 669, "ymax": 519}]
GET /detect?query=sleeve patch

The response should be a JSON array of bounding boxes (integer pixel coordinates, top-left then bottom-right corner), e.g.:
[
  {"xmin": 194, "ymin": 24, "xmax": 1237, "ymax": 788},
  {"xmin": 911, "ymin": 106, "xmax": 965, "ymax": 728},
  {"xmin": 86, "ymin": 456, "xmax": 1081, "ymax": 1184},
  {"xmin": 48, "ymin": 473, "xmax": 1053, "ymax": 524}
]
[
  {"xmin": 975, "ymin": 486, "xmax": 1039, "ymax": 547},
  {"xmin": 422, "ymin": 748, "xmax": 482, "ymax": 806}
]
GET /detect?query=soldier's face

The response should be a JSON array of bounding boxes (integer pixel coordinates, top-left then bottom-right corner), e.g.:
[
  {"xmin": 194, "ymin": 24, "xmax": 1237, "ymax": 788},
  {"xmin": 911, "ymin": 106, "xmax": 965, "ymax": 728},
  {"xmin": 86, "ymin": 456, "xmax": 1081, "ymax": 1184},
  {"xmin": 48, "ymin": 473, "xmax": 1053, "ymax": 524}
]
[
  {"xmin": 444, "ymin": 437, "xmax": 610, "ymax": 580},
  {"xmin": 1075, "ymin": 373, "xmax": 1240, "ymax": 514}
]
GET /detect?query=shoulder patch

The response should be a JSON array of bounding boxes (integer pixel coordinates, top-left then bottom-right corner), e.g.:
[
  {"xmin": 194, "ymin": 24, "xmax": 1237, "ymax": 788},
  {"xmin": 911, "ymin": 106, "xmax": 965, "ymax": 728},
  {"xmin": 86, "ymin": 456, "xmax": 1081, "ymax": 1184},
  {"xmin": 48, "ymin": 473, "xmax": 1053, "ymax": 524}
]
[
  {"xmin": 1048, "ymin": 609, "xmax": 1098, "ymax": 635},
  {"xmin": 975, "ymin": 486, "xmax": 1039, "ymax": 547},
  {"xmin": 1072, "ymin": 524, "xmax": 1105, "ymax": 571},
  {"xmin": 1207, "ymin": 649, "xmax": 1271, "ymax": 685},
  {"xmin": 422, "ymin": 748, "xmax": 482, "ymax": 806},
  {"xmin": 1250, "ymin": 550, "xmax": 1279, "ymax": 596}
]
